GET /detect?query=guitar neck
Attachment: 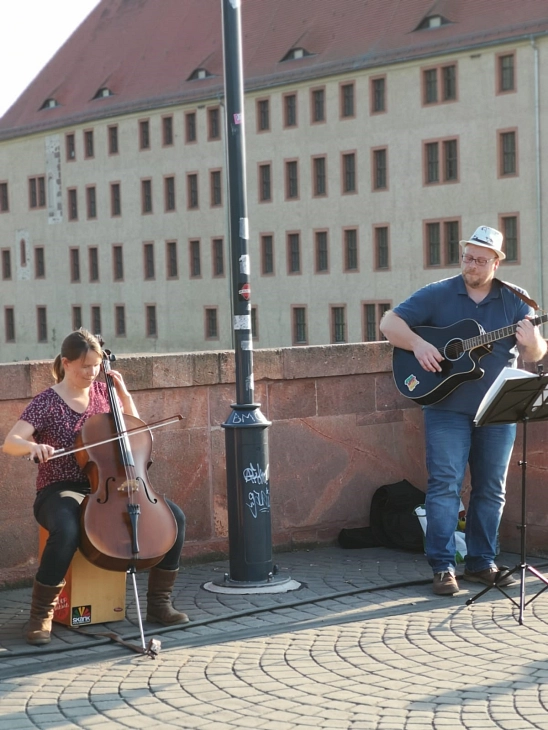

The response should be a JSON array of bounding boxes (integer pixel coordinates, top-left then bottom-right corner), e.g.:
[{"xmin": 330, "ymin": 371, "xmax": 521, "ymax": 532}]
[{"xmin": 463, "ymin": 313, "xmax": 548, "ymax": 352}]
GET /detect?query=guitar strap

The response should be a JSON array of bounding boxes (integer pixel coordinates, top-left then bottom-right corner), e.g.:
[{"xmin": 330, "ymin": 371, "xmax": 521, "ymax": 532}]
[{"xmin": 498, "ymin": 280, "xmax": 540, "ymax": 311}]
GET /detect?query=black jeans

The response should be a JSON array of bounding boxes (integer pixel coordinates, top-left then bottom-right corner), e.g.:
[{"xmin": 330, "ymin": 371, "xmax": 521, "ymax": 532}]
[{"xmin": 34, "ymin": 481, "xmax": 186, "ymax": 585}]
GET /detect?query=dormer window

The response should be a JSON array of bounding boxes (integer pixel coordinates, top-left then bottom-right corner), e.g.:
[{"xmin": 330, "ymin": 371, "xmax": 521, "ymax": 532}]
[
  {"xmin": 416, "ymin": 14, "xmax": 450, "ymax": 30},
  {"xmin": 40, "ymin": 98, "xmax": 59, "ymax": 110},
  {"xmin": 94, "ymin": 87, "xmax": 113, "ymax": 99},
  {"xmin": 189, "ymin": 68, "xmax": 212, "ymax": 80},
  {"xmin": 281, "ymin": 47, "xmax": 312, "ymax": 62}
]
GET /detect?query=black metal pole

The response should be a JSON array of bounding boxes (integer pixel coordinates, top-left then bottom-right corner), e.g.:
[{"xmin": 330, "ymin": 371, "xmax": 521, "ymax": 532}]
[{"xmin": 219, "ymin": 0, "xmax": 279, "ymax": 585}]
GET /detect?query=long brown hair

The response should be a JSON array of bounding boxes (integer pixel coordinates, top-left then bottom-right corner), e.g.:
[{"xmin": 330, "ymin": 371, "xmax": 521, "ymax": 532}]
[{"xmin": 52, "ymin": 329, "xmax": 103, "ymax": 383}]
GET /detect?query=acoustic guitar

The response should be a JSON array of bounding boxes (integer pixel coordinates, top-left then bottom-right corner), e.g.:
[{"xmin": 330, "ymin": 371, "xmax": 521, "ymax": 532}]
[{"xmin": 392, "ymin": 315, "xmax": 548, "ymax": 405}]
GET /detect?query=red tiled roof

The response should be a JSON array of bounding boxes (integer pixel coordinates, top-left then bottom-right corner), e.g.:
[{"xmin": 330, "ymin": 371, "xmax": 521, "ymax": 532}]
[{"xmin": 1, "ymin": 0, "xmax": 547, "ymax": 138}]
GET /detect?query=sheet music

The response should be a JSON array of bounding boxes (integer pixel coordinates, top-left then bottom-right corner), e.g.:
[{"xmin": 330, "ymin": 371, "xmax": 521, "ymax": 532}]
[{"xmin": 474, "ymin": 367, "xmax": 536, "ymax": 425}]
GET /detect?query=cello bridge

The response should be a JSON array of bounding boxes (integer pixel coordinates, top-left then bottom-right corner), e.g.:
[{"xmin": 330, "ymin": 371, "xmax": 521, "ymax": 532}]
[{"xmin": 118, "ymin": 479, "xmax": 140, "ymax": 493}]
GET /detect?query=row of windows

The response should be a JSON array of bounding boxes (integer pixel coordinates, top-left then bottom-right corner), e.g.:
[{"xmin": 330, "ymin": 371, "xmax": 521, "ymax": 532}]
[
  {"xmin": 0, "ymin": 215, "xmax": 519, "ymax": 285},
  {"xmin": 55, "ymin": 52, "xmax": 516, "ymax": 163},
  {"xmin": 0, "ymin": 129, "xmax": 519, "ymax": 218},
  {"xmin": 2, "ymin": 301, "xmax": 390, "ymax": 346}
]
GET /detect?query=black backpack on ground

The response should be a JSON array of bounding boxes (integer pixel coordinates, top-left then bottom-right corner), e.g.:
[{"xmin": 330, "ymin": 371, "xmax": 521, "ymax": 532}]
[{"xmin": 338, "ymin": 479, "xmax": 425, "ymax": 552}]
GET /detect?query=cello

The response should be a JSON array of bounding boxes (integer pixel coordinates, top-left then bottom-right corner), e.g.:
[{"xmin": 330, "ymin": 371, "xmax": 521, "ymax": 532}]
[{"xmin": 76, "ymin": 343, "xmax": 177, "ymax": 572}]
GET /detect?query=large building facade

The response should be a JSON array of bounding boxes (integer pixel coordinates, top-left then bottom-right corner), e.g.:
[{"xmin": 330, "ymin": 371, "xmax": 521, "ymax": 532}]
[{"xmin": 1, "ymin": 0, "xmax": 547, "ymax": 361}]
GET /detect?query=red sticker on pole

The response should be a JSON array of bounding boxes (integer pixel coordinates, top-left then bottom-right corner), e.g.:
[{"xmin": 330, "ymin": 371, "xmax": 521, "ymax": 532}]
[{"xmin": 239, "ymin": 282, "xmax": 251, "ymax": 301}]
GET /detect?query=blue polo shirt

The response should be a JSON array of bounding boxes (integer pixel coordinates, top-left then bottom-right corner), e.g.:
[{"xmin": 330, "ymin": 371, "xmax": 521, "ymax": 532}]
[{"xmin": 393, "ymin": 275, "xmax": 531, "ymax": 415}]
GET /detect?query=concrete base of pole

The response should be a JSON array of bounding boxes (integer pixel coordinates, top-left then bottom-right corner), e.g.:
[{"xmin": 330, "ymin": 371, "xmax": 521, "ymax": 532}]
[{"xmin": 203, "ymin": 575, "xmax": 301, "ymax": 594}]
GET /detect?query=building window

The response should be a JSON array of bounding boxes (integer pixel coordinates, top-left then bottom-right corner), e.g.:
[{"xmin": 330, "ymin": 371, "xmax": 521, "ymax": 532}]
[
  {"xmin": 364, "ymin": 302, "xmax": 390, "ymax": 341},
  {"xmin": 0, "ymin": 182, "xmax": 8, "ymax": 212},
  {"xmin": 86, "ymin": 186, "xmax": 97, "ymax": 219},
  {"xmin": 141, "ymin": 179, "xmax": 153, "ymax": 214},
  {"xmin": 110, "ymin": 183, "xmax": 121, "ymax": 216},
  {"xmin": 287, "ymin": 232, "xmax": 300, "ymax": 274},
  {"xmin": 373, "ymin": 148, "xmax": 387, "ymax": 190},
  {"xmin": 257, "ymin": 99, "xmax": 270, "ymax": 132},
  {"xmin": 285, "ymin": 160, "xmax": 299, "ymax": 199},
  {"xmin": 212, "ymin": 238, "xmax": 224, "ymax": 277},
  {"xmin": 500, "ymin": 130, "xmax": 517, "ymax": 176},
  {"xmin": 340, "ymin": 82, "xmax": 355, "ymax": 118},
  {"xmin": 315, "ymin": 230, "xmax": 328, "ymax": 272},
  {"xmin": 166, "ymin": 240, "xmax": 178, "ymax": 278},
  {"xmin": 84, "ymin": 130, "xmax": 94, "ymax": 158},
  {"xmin": 442, "ymin": 65, "xmax": 456, "ymax": 100},
  {"xmin": 68, "ymin": 188, "xmax": 78, "ymax": 220},
  {"xmin": 89, "ymin": 306, "xmax": 100, "ymax": 335},
  {"xmin": 164, "ymin": 176, "xmax": 176, "ymax": 211},
  {"xmin": 66, "ymin": 133, "xmax": 76, "ymax": 161},
  {"xmin": 425, "ymin": 219, "xmax": 461, "ymax": 266},
  {"xmin": 251, "ymin": 306, "xmax": 258, "ymax": 339},
  {"xmin": 312, "ymin": 156, "xmax": 327, "ymax": 197},
  {"xmin": 423, "ymin": 64, "xmax": 457, "ymax": 104},
  {"xmin": 425, "ymin": 142, "xmax": 439, "ymax": 183},
  {"xmin": 371, "ymin": 76, "xmax": 386, "ymax": 113},
  {"xmin": 205, "ymin": 308, "xmax": 218, "ymax": 339},
  {"xmin": 5, "ymin": 307, "xmax": 15, "ymax": 342},
  {"xmin": 2, "ymin": 249, "xmax": 11, "ymax": 280},
  {"xmin": 162, "ymin": 116, "xmax": 174, "ymax": 145},
  {"xmin": 498, "ymin": 53, "xmax": 515, "ymax": 93},
  {"xmin": 89, "ymin": 247, "xmax": 99, "ymax": 282},
  {"xmin": 113, "ymin": 245, "xmax": 124, "ymax": 281},
  {"xmin": 187, "ymin": 173, "xmax": 199, "ymax": 209},
  {"xmin": 185, "ymin": 111, "xmax": 197, "ymax": 143},
  {"xmin": 261, "ymin": 234, "xmax": 274, "ymax": 275},
  {"xmin": 208, "ymin": 107, "xmax": 220, "ymax": 140},
  {"xmin": 210, "ymin": 170, "xmax": 222, "ymax": 207},
  {"xmin": 146, "ymin": 305, "xmax": 157, "ymax": 337},
  {"xmin": 35, "ymin": 247, "xmax": 45, "ymax": 278},
  {"xmin": 424, "ymin": 138, "xmax": 459, "ymax": 184},
  {"xmin": 108, "ymin": 125, "xmax": 118, "ymax": 155},
  {"xmin": 292, "ymin": 306, "xmax": 307, "ymax": 345},
  {"xmin": 344, "ymin": 228, "xmax": 358, "ymax": 272},
  {"xmin": 501, "ymin": 215, "xmax": 519, "ymax": 262},
  {"xmin": 139, "ymin": 120, "xmax": 150, "ymax": 150},
  {"xmin": 375, "ymin": 226, "xmax": 389, "ymax": 270},
  {"xmin": 311, "ymin": 88, "xmax": 325, "ymax": 123},
  {"xmin": 259, "ymin": 164, "xmax": 271, "ymax": 202},
  {"xmin": 115, "ymin": 306, "xmax": 126, "ymax": 336},
  {"xmin": 70, "ymin": 248, "xmax": 80, "ymax": 282},
  {"xmin": 190, "ymin": 239, "xmax": 201, "ymax": 277},
  {"xmin": 143, "ymin": 242, "xmax": 155, "ymax": 280},
  {"xmin": 72, "ymin": 306, "xmax": 82, "ymax": 331},
  {"xmin": 284, "ymin": 93, "xmax": 297, "ymax": 127},
  {"xmin": 37, "ymin": 306, "xmax": 48, "ymax": 342},
  {"xmin": 342, "ymin": 153, "xmax": 356, "ymax": 193},
  {"xmin": 29, "ymin": 176, "xmax": 46, "ymax": 209},
  {"xmin": 331, "ymin": 306, "xmax": 346, "ymax": 343}
]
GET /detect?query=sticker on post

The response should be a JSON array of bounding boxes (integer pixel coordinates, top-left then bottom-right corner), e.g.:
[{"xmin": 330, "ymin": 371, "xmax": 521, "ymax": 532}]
[
  {"xmin": 233, "ymin": 112, "xmax": 242, "ymax": 124},
  {"xmin": 234, "ymin": 315, "xmax": 251, "ymax": 330},
  {"xmin": 241, "ymin": 340, "xmax": 252, "ymax": 350},
  {"xmin": 239, "ymin": 218, "xmax": 249, "ymax": 239},
  {"xmin": 239, "ymin": 254, "xmax": 250, "ymax": 274},
  {"xmin": 229, "ymin": 0, "xmax": 240, "ymax": 8},
  {"xmin": 239, "ymin": 282, "xmax": 251, "ymax": 301}
]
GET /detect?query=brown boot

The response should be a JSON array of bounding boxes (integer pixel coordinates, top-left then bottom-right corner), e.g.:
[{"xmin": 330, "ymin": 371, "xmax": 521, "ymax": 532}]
[
  {"xmin": 146, "ymin": 567, "xmax": 189, "ymax": 625},
  {"xmin": 26, "ymin": 579, "xmax": 65, "ymax": 646}
]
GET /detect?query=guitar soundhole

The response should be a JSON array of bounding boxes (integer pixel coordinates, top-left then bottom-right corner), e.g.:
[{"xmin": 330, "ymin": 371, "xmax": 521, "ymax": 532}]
[{"xmin": 444, "ymin": 338, "xmax": 464, "ymax": 362}]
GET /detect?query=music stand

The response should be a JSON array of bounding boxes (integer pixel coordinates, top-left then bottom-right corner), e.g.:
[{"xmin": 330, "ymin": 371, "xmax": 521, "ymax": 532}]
[{"xmin": 466, "ymin": 368, "xmax": 548, "ymax": 624}]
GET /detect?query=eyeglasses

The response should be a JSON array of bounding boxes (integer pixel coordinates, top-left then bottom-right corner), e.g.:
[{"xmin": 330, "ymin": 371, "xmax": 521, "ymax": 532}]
[{"xmin": 462, "ymin": 253, "xmax": 497, "ymax": 267}]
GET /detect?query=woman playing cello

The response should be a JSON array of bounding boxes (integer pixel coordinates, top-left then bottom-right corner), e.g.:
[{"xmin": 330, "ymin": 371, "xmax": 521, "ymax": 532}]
[{"xmin": 2, "ymin": 329, "xmax": 188, "ymax": 645}]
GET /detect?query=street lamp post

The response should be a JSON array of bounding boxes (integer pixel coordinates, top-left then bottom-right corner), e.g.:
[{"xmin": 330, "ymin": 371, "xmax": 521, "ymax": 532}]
[{"xmin": 217, "ymin": 0, "xmax": 287, "ymax": 588}]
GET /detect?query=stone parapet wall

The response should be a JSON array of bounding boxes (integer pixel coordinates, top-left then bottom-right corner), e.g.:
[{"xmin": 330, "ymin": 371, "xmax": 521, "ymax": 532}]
[{"xmin": 0, "ymin": 343, "xmax": 546, "ymax": 587}]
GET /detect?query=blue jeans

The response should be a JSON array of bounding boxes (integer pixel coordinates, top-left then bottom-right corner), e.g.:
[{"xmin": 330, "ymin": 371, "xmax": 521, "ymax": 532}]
[{"xmin": 423, "ymin": 409, "xmax": 516, "ymax": 574}]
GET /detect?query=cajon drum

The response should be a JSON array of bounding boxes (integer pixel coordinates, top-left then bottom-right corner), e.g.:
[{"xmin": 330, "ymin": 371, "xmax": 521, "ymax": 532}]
[{"xmin": 39, "ymin": 527, "xmax": 126, "ymax": 626}]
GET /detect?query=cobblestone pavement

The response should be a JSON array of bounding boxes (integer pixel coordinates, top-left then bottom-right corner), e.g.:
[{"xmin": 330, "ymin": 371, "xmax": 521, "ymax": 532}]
[{"xmin": 2, "ymin": 546, "xmax": 548, "ymax": 729}]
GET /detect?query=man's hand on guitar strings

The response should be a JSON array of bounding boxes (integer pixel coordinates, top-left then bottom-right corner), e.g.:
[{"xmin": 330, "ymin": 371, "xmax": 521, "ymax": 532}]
[{"xmin": 412, "ymin": 339, "xmax": 444, "ymax": 373}]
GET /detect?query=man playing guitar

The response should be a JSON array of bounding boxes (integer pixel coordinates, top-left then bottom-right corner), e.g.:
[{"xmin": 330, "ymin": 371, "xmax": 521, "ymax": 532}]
[{"xmin": 380, "ymin": 226, "xmax": 547, "ymax": 595}]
